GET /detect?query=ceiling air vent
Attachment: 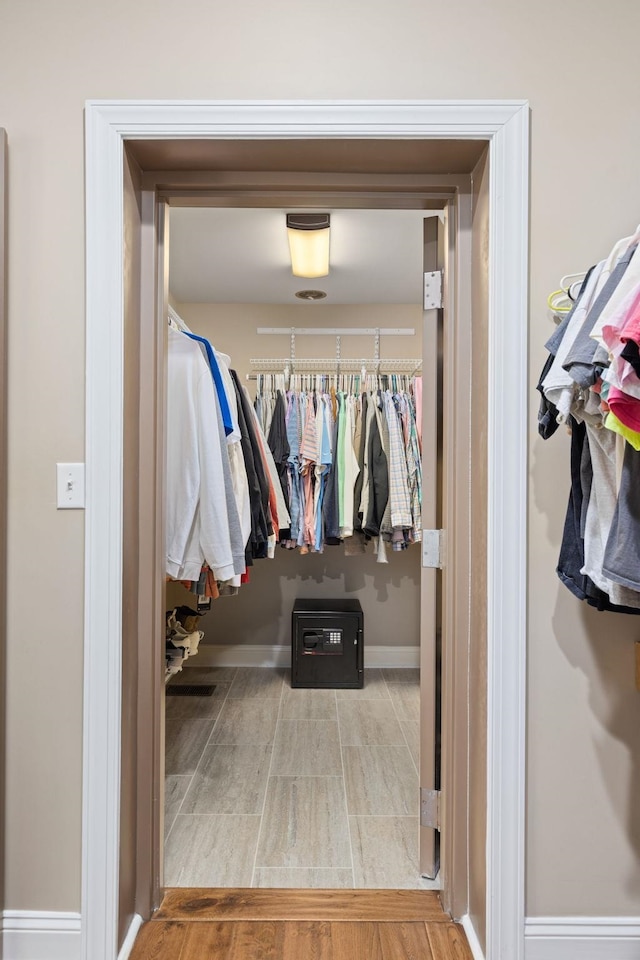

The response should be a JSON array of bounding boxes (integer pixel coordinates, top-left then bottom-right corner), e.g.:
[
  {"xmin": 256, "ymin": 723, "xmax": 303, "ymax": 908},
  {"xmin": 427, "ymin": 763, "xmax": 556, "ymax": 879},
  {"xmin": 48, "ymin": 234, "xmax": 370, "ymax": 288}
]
[{"xmin": 295, "ymin": 289, "xmax": 327, "ymax": 301}]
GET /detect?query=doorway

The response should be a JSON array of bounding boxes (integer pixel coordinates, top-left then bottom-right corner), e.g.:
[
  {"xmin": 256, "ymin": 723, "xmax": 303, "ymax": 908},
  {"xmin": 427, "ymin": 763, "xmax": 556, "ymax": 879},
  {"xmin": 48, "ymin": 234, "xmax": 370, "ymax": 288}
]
[
  {"xmin": 162, "ymin": 204, "xmax": 441, "ymax": 891},
  {"xmin": 82, "ymin": 100, "xmax": 529, "ymax": 960}
]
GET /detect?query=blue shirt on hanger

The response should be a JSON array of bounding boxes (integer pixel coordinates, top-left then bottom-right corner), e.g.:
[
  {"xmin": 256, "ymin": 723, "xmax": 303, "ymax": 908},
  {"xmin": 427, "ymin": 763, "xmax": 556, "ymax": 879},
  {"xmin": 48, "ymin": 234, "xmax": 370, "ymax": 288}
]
[{"xmin": 184, "ymin": 331, "xmax": 234, "ymax": 437}]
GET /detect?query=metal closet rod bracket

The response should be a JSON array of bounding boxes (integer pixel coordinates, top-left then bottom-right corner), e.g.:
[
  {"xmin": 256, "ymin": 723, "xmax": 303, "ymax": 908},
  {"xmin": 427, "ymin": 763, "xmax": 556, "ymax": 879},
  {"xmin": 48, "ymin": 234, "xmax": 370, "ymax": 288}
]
[
  {"xmin": 256, "ymin": 327, "xmax": 416, "ymax": 336},
  {"xmin": 248, "ymin": 326, "xmax": 421, "ymax": 379}
]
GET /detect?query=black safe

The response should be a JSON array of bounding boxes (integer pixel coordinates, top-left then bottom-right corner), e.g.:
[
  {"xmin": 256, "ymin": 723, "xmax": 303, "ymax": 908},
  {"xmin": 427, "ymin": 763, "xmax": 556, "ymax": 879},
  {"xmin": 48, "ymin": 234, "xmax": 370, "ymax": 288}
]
[{"xmin": 291, "ymin": 599, "xmax": 364, "ymax": 689}]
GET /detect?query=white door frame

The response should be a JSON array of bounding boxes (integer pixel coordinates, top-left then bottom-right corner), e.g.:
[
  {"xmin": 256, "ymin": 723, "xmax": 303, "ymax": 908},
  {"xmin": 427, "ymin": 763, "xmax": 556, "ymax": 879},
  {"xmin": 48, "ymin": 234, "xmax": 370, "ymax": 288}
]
[{"xmin": 83, "ymin": 99, "xmax": 529, "ymax": 960}]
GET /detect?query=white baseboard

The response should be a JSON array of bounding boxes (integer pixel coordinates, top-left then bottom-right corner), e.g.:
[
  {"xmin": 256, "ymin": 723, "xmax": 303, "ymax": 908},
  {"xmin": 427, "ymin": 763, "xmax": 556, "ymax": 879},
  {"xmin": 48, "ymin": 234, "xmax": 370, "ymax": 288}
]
[
  {"xmin": 194, "ymin": 643, "xmax": 420, "ymax": 669},
  {"xmin": 461, "ymin": 913, "xmax": 486, "ymax": 960},
  {"xmin": 117, "ymin": 913, "xmax": 143, "ymax": 960},
  {"xmin": 2, "ymin": 910, "xmax": 81, "ymax": 960},
  {"xmin": 525, "ymin": 917, "xmax": 640, "ymax": 959}
]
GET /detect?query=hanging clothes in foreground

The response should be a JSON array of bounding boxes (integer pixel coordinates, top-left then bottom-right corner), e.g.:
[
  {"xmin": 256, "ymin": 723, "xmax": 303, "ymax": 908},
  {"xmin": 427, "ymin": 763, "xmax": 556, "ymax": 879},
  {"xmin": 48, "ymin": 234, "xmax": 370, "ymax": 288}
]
[
  {"xmin": 258, "ymin": 376, "xmax": 423, "ymax": 562},
  {"xmin": 165, "ymin": 320, "xmax": 291, "ymax": 599},
  {"xmin": 539, "ymin": 225, "xmax": 640, "ymax": 613},
  {"xmin": 165, "ymin": 327, "xmax": 246, "ymax": 583}
]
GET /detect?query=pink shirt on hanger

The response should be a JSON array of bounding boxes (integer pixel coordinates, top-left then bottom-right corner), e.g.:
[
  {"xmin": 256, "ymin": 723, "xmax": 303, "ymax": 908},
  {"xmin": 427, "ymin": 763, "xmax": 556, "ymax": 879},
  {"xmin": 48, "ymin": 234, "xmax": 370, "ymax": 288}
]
[
  {"xmin": 602, "ymin": 284, "xmax": 640, "ymax": 355},
  {"xmin": 606, "ymin": 385, "xmax": 640, "ymax": 433}
]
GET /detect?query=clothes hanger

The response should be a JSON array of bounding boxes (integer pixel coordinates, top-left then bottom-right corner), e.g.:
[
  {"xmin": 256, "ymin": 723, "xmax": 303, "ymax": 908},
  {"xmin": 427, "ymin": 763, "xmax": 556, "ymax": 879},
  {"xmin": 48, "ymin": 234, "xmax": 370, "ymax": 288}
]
[
  {"xmin": 559, "ymin": 271, "xmax": 586, "ymax": 294},
  {"xmin": 547, "ymin": 288, "xmax": 573, "ymax": 314},
  {"xmin": 168, "ymin": 305, "xmax": 193, "ymax": 334}
]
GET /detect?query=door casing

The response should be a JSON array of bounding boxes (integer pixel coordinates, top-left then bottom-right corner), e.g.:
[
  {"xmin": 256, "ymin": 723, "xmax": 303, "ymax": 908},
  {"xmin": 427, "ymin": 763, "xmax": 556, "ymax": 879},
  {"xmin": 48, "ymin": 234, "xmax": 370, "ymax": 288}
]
[
  {"xmin": 148, "ymin": 185, "xmax": 465, "ymax": 906},
  {"xmin": 124, "ymin": 168, "xmax": 469, "ymax": 940},
  {"xmin": 83, "ymin": 100, "xmax": 529, "ymax": 960},
  {"xmin": 0, "ymin": 128, "xmax": 8, "ymax": 947}
]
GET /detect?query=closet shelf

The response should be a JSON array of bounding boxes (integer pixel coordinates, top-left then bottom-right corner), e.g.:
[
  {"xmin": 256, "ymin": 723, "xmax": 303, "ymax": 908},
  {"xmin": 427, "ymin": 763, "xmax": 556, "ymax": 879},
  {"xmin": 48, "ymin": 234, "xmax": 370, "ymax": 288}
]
[
  {"xmin": 257, "ymin": 327, "xmax": 416, "ymax": 336},
  {"xmin": 247, "ymin": 357, "xmax": 422, "ymax": 377}
]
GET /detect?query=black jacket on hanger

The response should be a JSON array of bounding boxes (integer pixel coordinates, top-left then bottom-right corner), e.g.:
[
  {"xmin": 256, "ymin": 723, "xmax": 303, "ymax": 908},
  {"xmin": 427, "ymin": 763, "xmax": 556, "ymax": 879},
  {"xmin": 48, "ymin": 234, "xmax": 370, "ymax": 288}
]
[
  {"xmin": 230, "ymin": 369, "xmax": 272, "ymax": 562},
  {"xmin": 267, "ymin": 390, "xmax": 291, "ymax": 537},
  {"xmin": 353, "ymin": 392, "xmax": 368, "ymax": 533},
  {"xmin": 364, "ymin": 397, "xmax": 389, "ymax": 538}
]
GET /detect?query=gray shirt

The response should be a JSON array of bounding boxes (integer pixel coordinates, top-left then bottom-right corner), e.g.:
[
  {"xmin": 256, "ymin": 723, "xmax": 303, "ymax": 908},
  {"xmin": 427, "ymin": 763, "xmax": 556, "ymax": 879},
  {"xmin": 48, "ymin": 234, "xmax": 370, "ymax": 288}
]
[
  {"xmin": 581, "ymin": 424, "xmax": 640, "ymax": 606},
  {"xmin": 563, "ymin": 243, "xmax": 638, "ymax": 388},
  {"xmin": 602, "ymin": 441, "xmax": 640, "ymax": 592}
]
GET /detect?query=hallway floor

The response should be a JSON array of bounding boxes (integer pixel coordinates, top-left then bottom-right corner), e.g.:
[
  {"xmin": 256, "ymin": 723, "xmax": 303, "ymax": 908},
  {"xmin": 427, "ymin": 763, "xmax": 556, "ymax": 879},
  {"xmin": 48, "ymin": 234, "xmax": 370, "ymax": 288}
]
[
  {"xmin": 130, "ymin": 889, "xmax": 472, "ymax": 960},
  {"xmin": 165, "ymin": 665, "xmax": 439, "ymax": 889}
]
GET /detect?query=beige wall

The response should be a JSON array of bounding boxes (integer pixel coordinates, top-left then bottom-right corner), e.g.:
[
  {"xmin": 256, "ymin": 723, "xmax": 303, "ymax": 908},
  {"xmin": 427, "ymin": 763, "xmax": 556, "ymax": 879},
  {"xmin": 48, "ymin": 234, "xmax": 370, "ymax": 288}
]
[
  {"xmin": 2, "ymin": 0, "xmax": 640, "ymax": 920},
  {"xmin": 170, "ymin": 302, "xmax": 422, "ymax": 650},
  {"xmin": 0, "ymin": 129, "xmax": 8, "ymax": 920}
]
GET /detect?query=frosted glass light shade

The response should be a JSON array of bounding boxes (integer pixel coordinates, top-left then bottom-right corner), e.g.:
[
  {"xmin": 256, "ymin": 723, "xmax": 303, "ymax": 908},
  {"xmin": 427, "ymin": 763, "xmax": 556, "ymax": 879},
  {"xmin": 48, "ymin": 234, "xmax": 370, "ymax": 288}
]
[{"xmin": 287, "ymin": 226, "xmax": 330, "ymax": 278}]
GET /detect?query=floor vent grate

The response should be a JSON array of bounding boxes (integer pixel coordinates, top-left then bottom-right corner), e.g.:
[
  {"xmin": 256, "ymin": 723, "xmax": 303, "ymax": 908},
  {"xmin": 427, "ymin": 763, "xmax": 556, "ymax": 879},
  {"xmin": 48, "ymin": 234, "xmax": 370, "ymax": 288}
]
[{"xmin": 166, "ymin": 684, "xmax": 216, "ymax": 698}]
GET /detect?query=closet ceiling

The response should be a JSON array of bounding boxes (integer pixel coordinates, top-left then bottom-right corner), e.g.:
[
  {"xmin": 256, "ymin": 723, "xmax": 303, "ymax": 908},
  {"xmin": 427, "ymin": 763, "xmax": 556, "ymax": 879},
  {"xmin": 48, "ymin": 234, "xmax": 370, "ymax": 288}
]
[
  {"xmin": 133, "ymin": 138, "xmax": 487, "ymax": 305},
  {"xmin": 129, "ymin": 138, "xmax": 486, "ymax": 174},
  {"xmin": 169, "ymin": 207, "xmax": 440, "ymax": 304}
]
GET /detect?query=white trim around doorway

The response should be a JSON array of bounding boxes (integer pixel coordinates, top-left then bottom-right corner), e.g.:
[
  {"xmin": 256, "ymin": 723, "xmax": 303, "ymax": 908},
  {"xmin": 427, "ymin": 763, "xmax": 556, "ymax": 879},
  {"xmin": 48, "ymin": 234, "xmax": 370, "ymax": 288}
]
[{"xmin": 83, "ymin": 99, "xmax": 529, "ymax": 960}]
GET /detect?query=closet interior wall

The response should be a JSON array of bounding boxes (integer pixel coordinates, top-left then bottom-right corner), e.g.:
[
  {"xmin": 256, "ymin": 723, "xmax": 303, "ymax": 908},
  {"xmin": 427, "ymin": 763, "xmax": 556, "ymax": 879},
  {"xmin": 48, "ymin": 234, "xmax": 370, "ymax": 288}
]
[
  {"xmin": 121, "ymin": 153, "xmax": 168, "ymax": 933},
  {"xmin": 121, "ymin": 149, "xmax": 143, "ymax": 946},
  {"xmin": 166, "ymin": 301, "xmax": 424, "ymax": 658},
  {"xmin": 0, "ymin": 128, "xmax": 7, "ymax": 925},
  {"xmin": 467, "ymin": 146, "xmax": 490, "ymax": 947}
]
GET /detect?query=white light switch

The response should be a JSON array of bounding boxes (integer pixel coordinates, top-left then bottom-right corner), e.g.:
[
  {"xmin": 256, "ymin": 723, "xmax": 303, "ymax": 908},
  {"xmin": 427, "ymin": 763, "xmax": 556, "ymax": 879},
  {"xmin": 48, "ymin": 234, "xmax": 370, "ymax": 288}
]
[{"xmin": 57, "ymin": 463, "xmax": 85, "ymax": 509}]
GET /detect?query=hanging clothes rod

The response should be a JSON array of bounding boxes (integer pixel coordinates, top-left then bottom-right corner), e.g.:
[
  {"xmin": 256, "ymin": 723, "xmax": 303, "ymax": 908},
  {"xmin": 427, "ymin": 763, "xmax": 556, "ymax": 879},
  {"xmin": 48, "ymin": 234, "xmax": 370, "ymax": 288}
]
[
  {"xmin": 249, "ymin": 326, "xmax": 421, "ymax": 379},
  {"xmin": 257, "ymin": 327, "xmax": 415, "ymax": 336},
  {"xmin": 246, "ymin": 357, "xmax": 422, "ymax": 380},
  {"xmin": 249, "ymin": 358, "xmax": 422, "ymax": 368}
]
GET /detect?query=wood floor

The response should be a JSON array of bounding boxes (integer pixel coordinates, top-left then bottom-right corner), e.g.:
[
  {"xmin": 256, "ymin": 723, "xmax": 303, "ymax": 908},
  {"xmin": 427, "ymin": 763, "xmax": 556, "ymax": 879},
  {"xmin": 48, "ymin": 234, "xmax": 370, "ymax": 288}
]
[{"xmin": 130, "ymin": 888, "xmax": 474, "ymax": 960}]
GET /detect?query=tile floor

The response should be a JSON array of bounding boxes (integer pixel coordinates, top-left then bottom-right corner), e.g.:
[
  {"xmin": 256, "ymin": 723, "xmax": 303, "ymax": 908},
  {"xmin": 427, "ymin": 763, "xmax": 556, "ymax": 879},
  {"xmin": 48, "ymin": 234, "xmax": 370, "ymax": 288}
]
[{"xmin": 164, "ymin": 666, "xmax": 440, "ymax": 890}]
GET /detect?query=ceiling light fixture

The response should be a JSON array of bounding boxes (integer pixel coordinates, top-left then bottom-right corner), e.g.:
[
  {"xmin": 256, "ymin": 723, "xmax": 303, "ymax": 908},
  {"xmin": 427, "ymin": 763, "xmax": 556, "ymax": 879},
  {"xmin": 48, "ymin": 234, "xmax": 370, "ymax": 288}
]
[{"xmin": 286, "ymin": 213, "xmax": 330, "ymax": 278}]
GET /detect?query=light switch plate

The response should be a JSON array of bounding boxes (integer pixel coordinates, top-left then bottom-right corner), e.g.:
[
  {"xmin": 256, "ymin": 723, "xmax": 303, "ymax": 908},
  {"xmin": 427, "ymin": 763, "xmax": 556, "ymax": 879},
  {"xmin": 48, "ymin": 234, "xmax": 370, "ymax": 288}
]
[{"xmin": 57, "ymin": 462, "xmax": 85, "ymax": 509}]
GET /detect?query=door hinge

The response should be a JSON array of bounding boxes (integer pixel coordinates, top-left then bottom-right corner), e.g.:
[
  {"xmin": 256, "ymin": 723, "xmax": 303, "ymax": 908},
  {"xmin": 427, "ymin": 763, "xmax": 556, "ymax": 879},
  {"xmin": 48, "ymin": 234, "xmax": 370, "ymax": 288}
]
[
  {"xmin": 421, "ymin": 788, "xmax": 441, "ymax": 830},
  {"xmin": 422, "ymin": 529, "xmax": 445, "ymax": 569},
  {"xmin": 423, "ymin": 270, "xmax": 443, "ymax": 310}
]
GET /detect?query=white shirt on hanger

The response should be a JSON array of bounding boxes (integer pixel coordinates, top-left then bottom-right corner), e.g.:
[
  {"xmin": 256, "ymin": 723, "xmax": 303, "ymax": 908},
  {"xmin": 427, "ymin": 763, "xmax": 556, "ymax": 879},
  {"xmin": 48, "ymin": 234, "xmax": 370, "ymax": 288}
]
[{"xmin": 166, "ymin": 328, "xmax": 243, "ymax": 582}]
